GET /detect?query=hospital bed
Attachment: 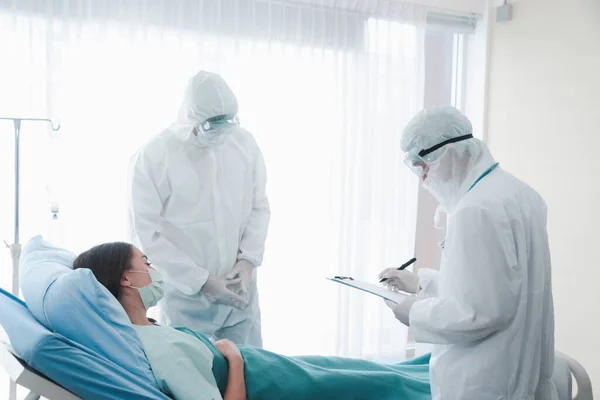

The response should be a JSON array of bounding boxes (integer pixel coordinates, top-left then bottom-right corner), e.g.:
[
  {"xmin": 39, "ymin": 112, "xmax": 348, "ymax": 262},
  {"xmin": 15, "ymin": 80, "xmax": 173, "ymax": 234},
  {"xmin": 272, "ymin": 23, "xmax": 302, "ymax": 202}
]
[
  {"xmin": 0, "ymin": 235, "xmax": 595, "ymax": 399},
  {"xmin": 1, "ymin": 332, "xmax": 594, "ymax": 400}
]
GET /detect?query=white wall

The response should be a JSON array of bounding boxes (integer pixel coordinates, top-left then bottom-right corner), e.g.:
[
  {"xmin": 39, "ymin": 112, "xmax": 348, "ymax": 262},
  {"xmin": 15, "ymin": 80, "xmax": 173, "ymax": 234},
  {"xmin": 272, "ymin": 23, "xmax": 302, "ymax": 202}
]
[{"xmin": 485, "ymin": 0, "xmax": 600, "ymax": 395}]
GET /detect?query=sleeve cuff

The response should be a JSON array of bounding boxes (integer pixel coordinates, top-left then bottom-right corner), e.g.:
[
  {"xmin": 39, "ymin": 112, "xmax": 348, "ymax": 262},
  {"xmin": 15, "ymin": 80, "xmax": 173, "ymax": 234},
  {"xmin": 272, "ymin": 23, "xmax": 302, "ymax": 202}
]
[
  {"xmin": 237, "ymin": 256, "xmax": 258, "ymax": 268},
  {"xmin": 409, "ymin": 298, "xmax": 438, "ymax": 344}
]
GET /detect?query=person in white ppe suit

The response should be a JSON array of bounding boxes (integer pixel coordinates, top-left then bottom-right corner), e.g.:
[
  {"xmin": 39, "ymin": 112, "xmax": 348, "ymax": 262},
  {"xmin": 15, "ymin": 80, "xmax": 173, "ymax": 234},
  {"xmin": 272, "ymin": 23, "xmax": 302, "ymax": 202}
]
[
  {"xmin": 129, "ymin": 71, "xmax": 270, "ymax": 347},
  {"xmin": 379, "ymin": 106, "xmax": 557, "ymax": 400}
]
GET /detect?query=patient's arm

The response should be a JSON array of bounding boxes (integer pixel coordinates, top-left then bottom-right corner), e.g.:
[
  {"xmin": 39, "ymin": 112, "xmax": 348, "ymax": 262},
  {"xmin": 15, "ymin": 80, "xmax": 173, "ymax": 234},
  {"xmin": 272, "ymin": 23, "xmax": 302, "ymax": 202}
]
[{"xmin": 215, "ymin": 340, "xmax": 246, "ymax": 400}]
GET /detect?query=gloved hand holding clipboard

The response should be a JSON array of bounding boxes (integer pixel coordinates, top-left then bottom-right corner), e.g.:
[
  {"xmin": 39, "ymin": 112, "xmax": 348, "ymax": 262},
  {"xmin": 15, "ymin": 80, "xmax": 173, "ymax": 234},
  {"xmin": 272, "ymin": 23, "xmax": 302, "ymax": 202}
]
[{"xmin": 328, "ymin": 258, "xmax": 417, "ymax": 303}]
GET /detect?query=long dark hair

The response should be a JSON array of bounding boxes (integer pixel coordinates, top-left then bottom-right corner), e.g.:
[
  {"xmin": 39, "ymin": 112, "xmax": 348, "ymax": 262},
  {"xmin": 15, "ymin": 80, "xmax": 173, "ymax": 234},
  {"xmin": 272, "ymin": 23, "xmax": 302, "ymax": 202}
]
[{"xmin": 73, "ymin": 242, "xmax": 133, "ymax": 299}]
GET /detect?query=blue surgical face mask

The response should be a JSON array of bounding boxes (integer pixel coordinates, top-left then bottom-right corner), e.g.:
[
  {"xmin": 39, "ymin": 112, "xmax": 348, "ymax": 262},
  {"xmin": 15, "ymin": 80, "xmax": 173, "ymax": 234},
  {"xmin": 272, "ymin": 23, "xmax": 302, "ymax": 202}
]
[{"xmin": 127, "ymin": 268, "xmax": 165, "ymax": 309}]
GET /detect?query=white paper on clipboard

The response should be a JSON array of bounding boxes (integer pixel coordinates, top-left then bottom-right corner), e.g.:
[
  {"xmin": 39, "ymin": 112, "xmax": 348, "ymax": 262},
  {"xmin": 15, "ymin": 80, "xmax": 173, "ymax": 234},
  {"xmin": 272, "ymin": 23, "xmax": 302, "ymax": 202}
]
[{"xmin": 327, "ymin": 277, "xmax": 415, "ymax": 303}]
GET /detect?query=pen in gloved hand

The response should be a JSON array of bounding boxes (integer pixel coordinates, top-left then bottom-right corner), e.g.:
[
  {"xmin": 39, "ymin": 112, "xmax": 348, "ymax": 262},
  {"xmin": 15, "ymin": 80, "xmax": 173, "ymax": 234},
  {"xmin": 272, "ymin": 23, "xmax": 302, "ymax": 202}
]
[{"xmin": 379, "ymin": 257, "xmax": 417, "ymax": 283}]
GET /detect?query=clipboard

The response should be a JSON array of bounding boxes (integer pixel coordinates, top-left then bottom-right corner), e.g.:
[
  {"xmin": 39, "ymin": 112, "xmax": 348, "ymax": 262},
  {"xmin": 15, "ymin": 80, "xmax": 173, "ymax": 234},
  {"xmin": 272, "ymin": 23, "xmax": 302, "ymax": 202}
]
[{"xmin": 327, "ymin": 276, "xmax": 414, "ymax": 303}]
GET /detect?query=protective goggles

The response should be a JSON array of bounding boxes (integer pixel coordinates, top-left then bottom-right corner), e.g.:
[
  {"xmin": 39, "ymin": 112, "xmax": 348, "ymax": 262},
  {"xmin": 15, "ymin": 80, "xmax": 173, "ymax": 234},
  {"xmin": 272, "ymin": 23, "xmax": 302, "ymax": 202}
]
[
  {"xmin": 404, "ymin": 134, "xmax": 473, "ymax": 178},
  {"xmin": 198, "ymin": 114, "xmax": 239, "ymax": 134}
]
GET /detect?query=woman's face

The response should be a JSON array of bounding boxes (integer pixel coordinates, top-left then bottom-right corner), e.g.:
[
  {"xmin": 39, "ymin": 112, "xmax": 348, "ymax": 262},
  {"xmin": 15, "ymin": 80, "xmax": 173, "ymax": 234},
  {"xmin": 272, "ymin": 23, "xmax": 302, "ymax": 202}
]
[{"xmin": 120, "ymin": 246, "xmax": 153, "ymax": 290}]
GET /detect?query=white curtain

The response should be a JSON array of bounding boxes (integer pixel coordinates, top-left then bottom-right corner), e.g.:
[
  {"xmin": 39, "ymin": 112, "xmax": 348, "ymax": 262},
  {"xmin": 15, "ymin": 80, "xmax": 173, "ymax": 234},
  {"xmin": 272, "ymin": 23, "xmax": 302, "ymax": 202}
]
[{"xmin": 0, "ymin": 4, "xmax": 423, "ymax": 395}]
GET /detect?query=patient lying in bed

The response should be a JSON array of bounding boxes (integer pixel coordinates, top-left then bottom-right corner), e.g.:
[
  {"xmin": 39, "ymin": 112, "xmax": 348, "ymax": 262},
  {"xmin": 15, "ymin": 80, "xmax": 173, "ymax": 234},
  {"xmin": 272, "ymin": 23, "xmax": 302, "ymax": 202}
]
[{"xmin": 73, "ymin": 242, "xmax": 431, "ymax": 400}]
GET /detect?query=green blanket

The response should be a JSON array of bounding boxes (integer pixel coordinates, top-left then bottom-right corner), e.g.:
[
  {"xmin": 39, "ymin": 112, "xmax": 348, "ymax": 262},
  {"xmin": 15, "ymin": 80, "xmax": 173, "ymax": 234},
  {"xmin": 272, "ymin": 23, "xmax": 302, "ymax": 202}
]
[{"xmin": 177, "ymin": 328, "xmax": 431, "ymax": 400}]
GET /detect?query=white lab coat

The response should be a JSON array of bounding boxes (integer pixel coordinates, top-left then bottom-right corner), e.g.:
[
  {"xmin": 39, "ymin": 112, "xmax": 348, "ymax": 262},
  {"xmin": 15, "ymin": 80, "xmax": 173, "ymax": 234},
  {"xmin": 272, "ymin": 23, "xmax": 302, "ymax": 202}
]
[
  {"xmin": 410, "ymin": 158, "xmax": 558, "ymax": 400},
  {"xmin": 129, "ymin": 72, "xmax": 270, "ymax": 346}
]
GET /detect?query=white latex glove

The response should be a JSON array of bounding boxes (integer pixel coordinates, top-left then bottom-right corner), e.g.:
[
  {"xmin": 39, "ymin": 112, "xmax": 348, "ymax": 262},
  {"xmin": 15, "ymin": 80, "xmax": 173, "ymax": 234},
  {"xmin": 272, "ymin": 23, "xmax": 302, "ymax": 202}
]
[
  {"xmin": 378, "ymin": 268, "xmax": 420, "ymax": 294},
  {"xmin": 226, "ymin": 260, "xmax": 254, "ymax": 297},
  {"xmin": 384, "ymin": 296, "xmax": 417, "ymax": 326},
  {"xmin": 201, "ymin": 275, "xmax": 249, "ymax": 309}
]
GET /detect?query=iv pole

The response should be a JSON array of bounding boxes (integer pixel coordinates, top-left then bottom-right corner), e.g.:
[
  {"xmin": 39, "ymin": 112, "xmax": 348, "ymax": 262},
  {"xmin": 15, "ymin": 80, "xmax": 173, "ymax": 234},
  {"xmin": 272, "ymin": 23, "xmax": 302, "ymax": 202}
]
[
  {"xmin": 1, "ymin": 117, "xmax": 60, "ymax": 400},
  {"xmin": 0, "ymin": 117, "xmax": 61, "ymax": 298}
]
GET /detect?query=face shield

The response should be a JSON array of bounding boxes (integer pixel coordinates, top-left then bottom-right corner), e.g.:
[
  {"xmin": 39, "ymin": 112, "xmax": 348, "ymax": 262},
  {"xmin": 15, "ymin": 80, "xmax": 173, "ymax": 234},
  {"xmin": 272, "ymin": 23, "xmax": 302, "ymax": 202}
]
[{"xmin": 403, "ymin": 134, "xmax": 473, "ymax": 180}]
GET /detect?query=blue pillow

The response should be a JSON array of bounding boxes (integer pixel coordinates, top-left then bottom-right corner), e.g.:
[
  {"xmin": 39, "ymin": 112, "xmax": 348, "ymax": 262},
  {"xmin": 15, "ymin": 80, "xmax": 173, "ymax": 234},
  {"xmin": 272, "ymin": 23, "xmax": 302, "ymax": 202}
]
[
  {"xmin": 0, "ymin": 287, "xmax": 170, "ymax": 399},
  {"xmin": 19, "ymin": 236, "xmax": 76, "ymax": 327},
  {"xmin": 18, "ymin": 236, "xmax": 164, "ymax": 394}
]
